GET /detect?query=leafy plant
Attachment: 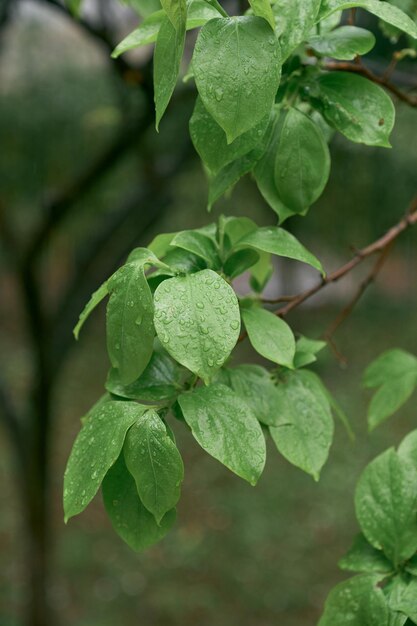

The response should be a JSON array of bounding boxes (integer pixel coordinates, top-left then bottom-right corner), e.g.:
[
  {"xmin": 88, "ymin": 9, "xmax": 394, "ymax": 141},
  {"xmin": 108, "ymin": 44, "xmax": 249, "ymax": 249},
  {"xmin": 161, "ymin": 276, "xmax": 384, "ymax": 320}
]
[{"xmin": 64, "ymin": 0, "xmax": 417, "ymax": 623}]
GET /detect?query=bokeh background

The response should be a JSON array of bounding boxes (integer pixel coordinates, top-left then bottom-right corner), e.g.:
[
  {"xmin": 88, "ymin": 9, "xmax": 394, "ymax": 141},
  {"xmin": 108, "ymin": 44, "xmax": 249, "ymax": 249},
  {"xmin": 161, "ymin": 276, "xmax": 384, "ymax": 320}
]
[{"xmin": 0, "ymin": 1, "xmax": 416, "ymax": 625}]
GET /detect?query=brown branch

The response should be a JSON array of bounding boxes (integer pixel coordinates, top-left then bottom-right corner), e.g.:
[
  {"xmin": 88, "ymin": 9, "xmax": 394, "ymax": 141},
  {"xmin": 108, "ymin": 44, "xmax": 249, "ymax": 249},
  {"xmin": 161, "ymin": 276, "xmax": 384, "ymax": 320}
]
[
  {"xmin": 322, "ymin": 241, "xmax": 394, "ymax": 361},
  {"xmin": 277, "ymin": 194, "xmax": 417, "ymax": 318},
  {"xmin": 323, "ymin": 60, "xmax": 417, "ymax": 107},
  {"xmin": 238, "ymin": 193, "xmax": 417, "ymax": 344}
]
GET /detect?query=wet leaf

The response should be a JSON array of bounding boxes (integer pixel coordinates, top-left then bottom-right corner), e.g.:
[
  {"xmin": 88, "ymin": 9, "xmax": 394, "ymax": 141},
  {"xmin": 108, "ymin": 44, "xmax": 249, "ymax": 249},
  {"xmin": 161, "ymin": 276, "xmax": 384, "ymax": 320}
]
[
  {"xmin": 63, "ymin": 401, "xmax": 147, "ymax": 521},
  {"xmin": 153, "ymin": 269, "xmax": 240, "ymax": 383},
  {"xmin": 178, "ymin": 383, "xmax": 266, "ymax": 484}
]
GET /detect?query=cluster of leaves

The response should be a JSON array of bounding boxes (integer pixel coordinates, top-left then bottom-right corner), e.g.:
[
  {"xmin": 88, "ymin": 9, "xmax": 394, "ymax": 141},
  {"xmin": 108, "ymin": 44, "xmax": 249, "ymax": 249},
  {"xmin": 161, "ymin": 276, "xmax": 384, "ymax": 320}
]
[
  {"xmin": 110, "ymin": 0, "xmax": 417, "ymax": 220},
  {"xmin": 63, "ymin": 0, "xmax": 417, "ymax": 623},
  {"xmin": 320, "ymin": 428, "xmax": 417, "ymax": 626},
  {"xmin": 65, "ymin": 216, "xmax": 348, "ymax": 549}
]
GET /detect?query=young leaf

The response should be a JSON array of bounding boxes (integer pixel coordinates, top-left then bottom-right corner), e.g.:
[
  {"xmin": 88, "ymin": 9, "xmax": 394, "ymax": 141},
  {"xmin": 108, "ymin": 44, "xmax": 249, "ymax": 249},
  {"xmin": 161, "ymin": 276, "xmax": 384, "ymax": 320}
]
[
  {"xmin": 106, "ymin": 341, "xmax": 185, "ymax": 403},
  {"xmin": 241, "ymin": 305, "xmax": 296, "ymax": 368},
  {"xmin": 113, "ymin": 0, "xmax": 221, "ymax": 57},
  {"xmin": 63, "ymin": 401, "xmax": 146, "ymax": 522},
  {"xmin": 207, "ymin": 147, "xmax": 265, "ymax": 210},
  {"xmin": 189, "ymin": 97, "xmax": 270, "ymax": 175},
  {"xmin": 269, "ymin": 369, "xmax": 334, "ymax": 479},
  {"xmin": 248, "ymin": 0, "xmax": 275, "ymax": 30},
  {"xmin": 102, "ymin": 453, "xmax": 176, "ymax": 551},
  {"xmin": 124, "ymin": 409, "xmax": 184, "ymax": 524},
  {"xmin": 170, "ymin": 229, "xmax": 220, "ymax": 268},
  {"xmin": 398, "ymin": 429, "xmax": 417, "ymax": 468},
  {"xmin": 274, "ymin": 108, "xmax": 331, "ymax": 214},
  {"xmin": 313, "ymin": 72, "xmax": 396, "ymax": 148},
  {"xmin": 223, "ymin": 249, "xmax": 260, "ymax": 280},
  {"xmin": 249, "ymin": 250, "xmax": 273, "ymax": 292},
  {"xmin": 293, "ymin": 335, "xmax": 326, "ymax": 368},
  {"xmin": 154, "ymin": 16, "xmax": 186, "ymax": 128},
  {"xmin": 153, "ymin": 269, "xmax": 240, "ymax": 383},
  {"xmin": 220, "ymin": 215, "xmax": 257, "ymax": 253},
  {"xmin": 354, "ymin": 448, "xmax": 417, "ymax": 566},
  {"xmin": 363, "ymin": 349, "xmax": 417, "ymax": 430},
  {"xmin": 236, "ymin": 226, "xmax": 324, "ymax": 274},
  {"xmin": 161, "ymin": 0, "xmax": 187, "ymax": 30},
  {"xmin": 388, "ymin": 577, "xmax": 417, "ymax": 623},
  {"xmin": 307, "ymin": 26, "xmax": 376, "ymax": 60},
  {"xmin": 73, "ymin": 281, "xmax": 108, "ymax": 339},
  {"xmin": 216, "ymin": 364, "xmax": 281, "ymax": 426},
  {"xmin": 106, "ymin": 261, "xmax": 154, "ymax": 386},
  {"xmin": 339, "ymin": 533, "xmax": 394, "ymax": 574},
  {"xmin": 193, "ymin": 16, "xmax": 281, "ymax": 143},
  {"xmin": 318, "ymin": 575, "xmax": 390, "ymax": 626},
  {"xmin": 124, "ymin": 0, "xmax": 161, "ymax": 18},
  {"xmin": 178, "ymin": 384, "xmax": 266, "ymax": 484},
  {"xmin": 318, "ymin": 0, "xmax": 417, "ymax": 40},
  {"xmin": 254, "ymin": 108, "xmax": 295, "ymax": 222},
  {"xmin": 274, "ymin": 0, "xmax": 322, "ymax": 61}
]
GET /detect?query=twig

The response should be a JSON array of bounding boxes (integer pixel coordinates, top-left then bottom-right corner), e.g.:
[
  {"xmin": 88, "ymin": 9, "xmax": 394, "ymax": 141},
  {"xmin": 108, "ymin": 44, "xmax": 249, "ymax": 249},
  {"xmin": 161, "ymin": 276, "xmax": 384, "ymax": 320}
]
[
  {"xmin": 238, "ymin": 193, "xmax": 417, "ymax": 343},
  {"xmin": 322, "ymin": 242, "xmax": 394, "ymax": 359},
  {"xmin": 277, "ymin": 195, "xmax": 417, "ymax": 318}
]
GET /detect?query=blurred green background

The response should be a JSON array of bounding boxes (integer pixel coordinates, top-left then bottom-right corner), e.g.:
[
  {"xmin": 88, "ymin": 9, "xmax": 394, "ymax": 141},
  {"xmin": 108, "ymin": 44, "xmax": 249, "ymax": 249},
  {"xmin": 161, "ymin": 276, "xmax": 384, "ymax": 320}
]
[{"xmin": 0, "ymin": 2, "xmax": 416, "ymax": 626}]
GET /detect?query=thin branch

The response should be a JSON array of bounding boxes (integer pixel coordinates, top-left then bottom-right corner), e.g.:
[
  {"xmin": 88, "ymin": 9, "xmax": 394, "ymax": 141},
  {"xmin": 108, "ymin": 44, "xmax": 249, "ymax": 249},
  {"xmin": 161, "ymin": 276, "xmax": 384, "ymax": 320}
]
[
  {"xmin": 322, "ymin": 241, "xmax": 394, "ymax": 361},
  {"xmin": 323, "ymin": 59, "xmax": 417, "ymax": 107},
  {"xmin": 277, "ymin": 194, "xmax": 417, "ymax": 318},
  {"xmin": 238, "ymin": 193, "xmax": 417, "ymax": 343}
]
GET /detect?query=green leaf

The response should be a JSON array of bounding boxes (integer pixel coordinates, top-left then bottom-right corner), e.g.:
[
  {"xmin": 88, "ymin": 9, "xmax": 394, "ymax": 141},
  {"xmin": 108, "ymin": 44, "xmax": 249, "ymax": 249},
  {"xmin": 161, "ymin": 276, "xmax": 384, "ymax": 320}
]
[
  {"xmin": 189, "ymin": 97, "xmax": 270, "ymax": 175},
  {"xmin": 339, "ymin": 533, "xmax": 394, "ymax": 574},
  {"xmin": 236, "ymin": 226, "xmax": 324, "ymax": 274},
  {"xmin": 154, "ymin": 16, "xmax": 186, "ymax": 129},
  {"xmin": 112, "ymin": 0, "xmax": 222, "ymax": 57},
  {"xmin": 161, "ymin": 0, "xmax": 187, "ymax": 30},
  {"xmin": 293, "ymin": 335, "xmax": 326, "ymax": 368},
  {"xmin": 254, "ymin": 108, "xmax": 295, "ymax": 222},
  {"xmin": 163, "ymin": 247, "xmax": 207, "ymax": 273},
  {"xmin": 102, "ymin": 453, "xmax": 176, "ymax": 551},
  {"xmin": 147, "ymin": 232, "xmax": 177, "ymax": 258},
  {"xmin": 318, "ymin": 0, "xmax": 417, "ymax": 40},
  {"xmin": 273, "ymin": 0, "xmax": 322, "ymax": 60},
  {"xmin": 354, "ymin": 448, "xmax": 417, "ymax": 566},
  {"xmin": 318, "ymin": 575, "xmax": 390, "ymax": 626},
  {"xmin": 248, "ymin": 0, "xmax": 275, "ymax": 30},
  {"xmin": 63, "ymin": 401, "xmax": 146, "ymax": 521},
  {"xmin": 274, "ymin": 108, "xmax": 330, "ymax": 214},
  {"xmin": 66, "ymin": 0, "xmax": 83, "ymax": 15},
  {"xmin": 241, "ymin": 305, "xmax": 295, "ymax": 368},
  {"xmin": 249, "ymin": 250, "xmax": 273, "ymax": 292},
  {"xmin": 364, "ymin": 349, "xmax": 417, "ymax": 388},
  {"xmin": 220, "ymin": 215, "xmax": 257, "ymax": 253},
  {"xmin": 123, "ymin": 0, "xmax": 161, "ymax": 18},
  {"xmin": 178, "ymin": 383, "xmax": 266, "ymax": 484},
  {"xmin": 153, "ymin": 269, "xmax": 240, "ymax": 383},
  {"xmin": 223, "ymin": 249, "xmax": 260, "ymax": 279},
  {"xmin": 387, "ymin": 576, "xmax": 417, "ymax": 624},
  {"xmin": 313, "ymin": 72, "xmax": 396, "ymax": 148},
  {"xmin": 363, "ymin": 349, "xmax": 417, "ymax": 430},
  {"xmin": 207, "ymin": 147, "xmax": 265, "ymax": 210},
  {"xmin": 106, "ymin": 261, "xmax": 154, "ymax": 386},
  {"xmin": 171, "ymin": 229, "xmax": 220, "ymax": 268},
  {"xmin": 216, "ymin": 364, "xmax": 281, "ymax": 426},
  {"xmin": 73, "ymin": 281, "xmax": 108, "ymax": 340},
  {"xmin": 269, "ymin": 369, "xmax": 334, "ymax": 479},
  {"xmin": 193, "ymin": 16, "xmax": 281, "ymax": 142},
  {"xmin": 398, "ymin": 429, "xmax": 417, "ymax": 468},
  {"xmin": 307, "ymin": 26, "xmax": 376, "ymax": 60},
  {"xmin": 124, "ymin": 409, "xmax": 184, "ymax": 523},
  {"xmin": 106, "ymin": 341, "xmax": 185, "ymax": 403}
]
